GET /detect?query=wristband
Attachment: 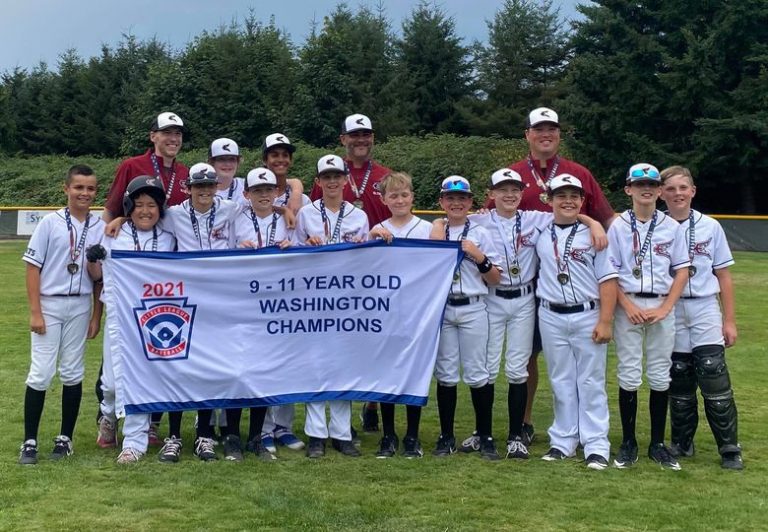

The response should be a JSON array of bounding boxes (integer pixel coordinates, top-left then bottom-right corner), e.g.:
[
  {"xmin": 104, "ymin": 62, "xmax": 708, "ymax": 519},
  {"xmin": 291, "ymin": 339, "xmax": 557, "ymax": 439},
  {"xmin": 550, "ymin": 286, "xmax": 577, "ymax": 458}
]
[{"xmin": 476, "ymin": 256, "xmax": 492, "ymax": 274}]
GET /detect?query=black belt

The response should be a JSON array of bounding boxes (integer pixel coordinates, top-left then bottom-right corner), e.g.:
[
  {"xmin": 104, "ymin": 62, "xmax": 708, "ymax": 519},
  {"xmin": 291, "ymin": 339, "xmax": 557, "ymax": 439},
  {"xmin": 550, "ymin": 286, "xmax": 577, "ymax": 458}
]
[
  {"xmin": 44, "ymin": 294, "xmax": 82, "ymax": 297},
  {"xmin": 495, "ymin": 284, "xmax": 533, "ymax": 300},
  {"xmin": 447, "ymin": 295, "xmax": 481, "ymax": 307},
  {"xmin": 544, "ymin": 301, "xmax": 596, "ymax": 314},
  {"xmin": 681, "ymin": 296, "xmax": 700, "ymax": 300},
  {"xmin": 629, "ymin": 293, "xmax": 667, "ymax": 298}
]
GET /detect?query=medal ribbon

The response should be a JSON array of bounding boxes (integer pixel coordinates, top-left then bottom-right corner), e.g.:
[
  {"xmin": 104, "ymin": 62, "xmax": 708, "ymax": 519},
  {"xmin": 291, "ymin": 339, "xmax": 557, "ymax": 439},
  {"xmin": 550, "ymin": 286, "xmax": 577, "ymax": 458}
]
[
  {"xmin": 226, "ymin": 180, "xmax": 236, "ymax": 200},
  {"xmin": 249, "ymin": 207, "xmax": 278, "ymax": 248},
  {"xmin": 629, "ymin": 210, "xmax": 658, "ymax": 268},
  {"xmin": 551, "ymin": 222, "xmax": 579, "ymax": 275},
  {"xmin": 129, "ymin": 221, "xmax": 158, "ymax": 251},
  {"xmin": 687, "ymin": 210, "xmax": 695, "ymax": 262},
  {"xmin": 347, "ymin": 160, "xmax": 372, "ymax": 200},
  {"xmin": 320, "ymin": 200, "xmax": 346, "ymax": 244},
  {"xmin": 527, "ymin": 154, "xmax": 560, "ymax": 192},
  {"xmin": 189, "ymin": 201, "xmax": 216, "ymax": 249},
  {"xmin": 150, "ymin": 153, "xmax": 177, "ymax": 201},
  {"xmin": 444, "ymin": 219, "xmax": 471, "ymax": 242},
  {"xmin": 492, "ymin": 210, "xmax": 522, "ymax": 276},
  {"xmin": 64, "ymin": 207, "xmax": 90, "ymax": 264}
]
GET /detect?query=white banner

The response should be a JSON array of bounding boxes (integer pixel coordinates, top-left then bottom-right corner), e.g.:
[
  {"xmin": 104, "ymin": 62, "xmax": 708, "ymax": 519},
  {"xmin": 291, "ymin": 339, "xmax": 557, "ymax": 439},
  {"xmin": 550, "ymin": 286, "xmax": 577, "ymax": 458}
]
[
  {"xmin": 17, "ymin": 209, "xmax": 104, "ymax": 235},
  {"xmin": 104, "ymin": 240, "xmax": 462, "ymax": 415}
]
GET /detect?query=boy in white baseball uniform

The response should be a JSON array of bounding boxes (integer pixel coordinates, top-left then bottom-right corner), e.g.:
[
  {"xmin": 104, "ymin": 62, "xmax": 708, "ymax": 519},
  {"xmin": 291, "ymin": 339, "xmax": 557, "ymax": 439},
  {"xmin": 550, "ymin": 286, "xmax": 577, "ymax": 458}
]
[
  {"xmin": 660, "ymin": 166, "xmax": 742, "ymax": 470},
  {"xmin": 534, "ymin": 174, "xmax": 617, "ymax": 469},
  {"xmin": 19, "ymin": 165, "xmax": 105, "ymax": 464},
  {"xmin": 294, "ymin": 154, "xmax": 369, "ymax": 458},
  {"xmin": 89, "ymin": 176, "xmax": 176, "ymax": 463},
  {"xmin": 220, "ymin": 167, "xmax": 293, "ymax": 462},
  {"xmin": 466, "ymin": 169, "xmax": 607, "ymax": 460},
  {"xmin": 608, "ymin": 163, "xmax": 690, "ymax": 470},
  {"xmin": 368, "ymin": 171, "xmax": 432, "ymax": 458},
  {"xmin": 429, "ymin": 176, "xmax": 502, "ymax": 460},
  {"xmin": 161, "ymin": 162, "xmax": 242, "ymax": 461},
  {"xmin": 210, "ymin": 138, "xmax": 249, "ymax": 209}
]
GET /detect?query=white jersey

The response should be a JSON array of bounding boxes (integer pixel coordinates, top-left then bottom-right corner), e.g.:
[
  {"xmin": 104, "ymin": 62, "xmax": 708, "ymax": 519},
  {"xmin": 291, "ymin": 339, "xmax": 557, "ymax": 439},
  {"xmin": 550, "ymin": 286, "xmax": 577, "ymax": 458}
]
[
  {"xmin": 445, "ymin": 221, "xmax": 502, "ymax": 297},
  {"xmin": 274, "ymin": 189, "xmax": 311, "ymax": 210},
  {"xmin": 470, "ymin": 209, "xmax": 551, "ymax": 286},
  {"xmin": 101, "ymin": 221, "xmax": 176, "ymax": 302},
  {"xmin": 233, "ymin": 206, "xmax": 292, "ymax": 247},
  {"xmin": 372, "ymin": 216, "xmax": 432, "ymax": 240},
  {"xmin": 608, "ymin": 209, "xmax": 690, "ymax": 295},
  {"xmin": 215, "ymin": 177, "xmax": 249, "ymax": 208},
  {"xmin": 674, "ymin": 209, "xmax": 734, "ymax": 297},
  {"xmin": 23, "ymin": 209, "xmax": 105, "ymax": 296},
  {"xmin": 536, "ymin": 222, "xmax": 618, "ymax": 304},
  {"xmin": 163, "ymin": 197, "xmax": 240, "ymax": 251},
  {"xmin": 293, "ymin": 200, "xmax": 369, "ymax": 245}
]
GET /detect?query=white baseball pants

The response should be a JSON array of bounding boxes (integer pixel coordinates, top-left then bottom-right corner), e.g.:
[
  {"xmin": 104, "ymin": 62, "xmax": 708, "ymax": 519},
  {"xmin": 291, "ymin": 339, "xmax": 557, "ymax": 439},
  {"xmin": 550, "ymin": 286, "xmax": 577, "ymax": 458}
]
[
  {"xmin": 304, "ymin": 401, "xmax": 351, "ymax": 440},
  {"xmin": 485, "ymin": 291, "xmax": 536, "ymax": 384},
  {"xmin": 435, "ymin": 298, "xmax": 490, "ymax": 387}
]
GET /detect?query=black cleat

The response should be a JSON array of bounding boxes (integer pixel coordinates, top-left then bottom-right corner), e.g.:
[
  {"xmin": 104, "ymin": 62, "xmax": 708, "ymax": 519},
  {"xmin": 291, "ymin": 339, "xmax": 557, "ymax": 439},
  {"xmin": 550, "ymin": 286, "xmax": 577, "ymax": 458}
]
[
  {"xmin": 648, "ymin": 443, "xmax": 681, "ymax": 471},
  {"xmin": 402, "ymin": 436, "xmax": 424, "ymax": 459},
  {"xmin": 376, "ymin": 434, "xmax": 398, "ymax": 458},
  {"xmin": 306, "ymin": 437, "xmax": 325, "ymax": 459},
  {"xmin": 521, "ymin": 423, "xmax": 535, "ymax": 446},
  {"xmin": 222, "ymin": 434, "xmax": 244, "ymax": 462},
  {"xmin": 479, "ymin": 436, "xmax": 501, "ymax": 461},
  {"xmin": 246, "ymin": 437, "xmax": 277, "ymax": 461},
  {"xmin": 721, "ymin": 451, "xmax": 744, "ymax": 471},
  {"xmin": 50, "ymin": 435, "xmax": 73, "ymax": 461},
  {"xmin": 542, "ymin": 447, "xmax": 568, "ymax": 461},
  {"xmin": 669, "ymin": 440, "xmax": 695, "ymax": 458},
  {"xmin": 19, "ymin": 439, "xmax": 38, "ymax": 465},
  {"xmin": 613, "ymin": 440, "xmax": 639, "ymax": 469},
  {"xmin": 585, "ymin": 453, "xmax": 609, "ymax": 470},
  {"xmin": 432, "ymin": 434, "xmax": 456, "ymax": 457},
  {"xmin": 331, "ymin": 438, "xmax": 361, "ymax": 457}
]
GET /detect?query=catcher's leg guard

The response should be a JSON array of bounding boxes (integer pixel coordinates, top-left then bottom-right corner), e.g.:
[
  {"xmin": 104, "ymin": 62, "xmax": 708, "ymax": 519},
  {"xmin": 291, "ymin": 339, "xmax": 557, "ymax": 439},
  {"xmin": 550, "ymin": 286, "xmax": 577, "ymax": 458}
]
[
  {"xmin": 693, "ymin": 344, "xmax": 740, "ymax": 455},
  {"xmin": 669, "ymin": 352, "xmax": 698, "ymax": 456}
]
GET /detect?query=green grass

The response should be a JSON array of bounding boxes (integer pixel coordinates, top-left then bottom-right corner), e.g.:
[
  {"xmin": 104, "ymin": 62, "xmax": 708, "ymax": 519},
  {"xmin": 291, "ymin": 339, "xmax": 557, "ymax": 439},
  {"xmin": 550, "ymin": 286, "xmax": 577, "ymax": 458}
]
[{"xmin": 0, "ymin": 240, "xmax": 765, "ymax": 531}]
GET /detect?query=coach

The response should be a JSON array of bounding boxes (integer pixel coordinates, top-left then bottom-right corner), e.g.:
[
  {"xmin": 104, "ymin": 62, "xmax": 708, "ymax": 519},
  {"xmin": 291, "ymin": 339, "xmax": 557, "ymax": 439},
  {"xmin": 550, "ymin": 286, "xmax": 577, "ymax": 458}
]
[
  {"xmin": 486, "ymin": 107, "xmax": 615, "ymax": 446},
  {"xmin": 103, "ymin": 112, "xmax": 189, "ymax": 222}
]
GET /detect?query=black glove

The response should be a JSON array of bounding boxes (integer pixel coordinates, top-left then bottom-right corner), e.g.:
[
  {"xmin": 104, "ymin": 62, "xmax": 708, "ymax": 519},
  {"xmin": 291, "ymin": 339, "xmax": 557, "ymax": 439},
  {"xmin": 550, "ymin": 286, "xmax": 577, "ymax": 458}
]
[{"xmin": 86, "ymin": 244, "xmax": 107, "ymax": 263}]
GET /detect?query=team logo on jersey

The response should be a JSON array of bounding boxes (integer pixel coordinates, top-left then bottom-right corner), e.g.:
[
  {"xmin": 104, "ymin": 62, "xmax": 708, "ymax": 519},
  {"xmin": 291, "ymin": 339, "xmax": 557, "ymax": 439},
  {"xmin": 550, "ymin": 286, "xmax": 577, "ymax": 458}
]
[
  {"xmin": 342, "ymin": 231, "xmax": 360, "ymax": 243},
  {"xmin": 693, "ymin": 238, "xmax": 712, "ymax": 259},
  {"xmin": 569, "ymin": 246, "xmax": 591, "ymax": 265},
  {"xmin": 133, "ymin": 297, "xmax": 197, "ymax": 361},
  {"xmin": 653, "ymin": 240, "xmax": 673, "ymax": 259},
  {"xmin": 211, "ymin": 227, "xmax": 228, "ymax": 240},
  {"xmin": 520, "ymin": 230, "xmax": 536, "ymax": 247}
]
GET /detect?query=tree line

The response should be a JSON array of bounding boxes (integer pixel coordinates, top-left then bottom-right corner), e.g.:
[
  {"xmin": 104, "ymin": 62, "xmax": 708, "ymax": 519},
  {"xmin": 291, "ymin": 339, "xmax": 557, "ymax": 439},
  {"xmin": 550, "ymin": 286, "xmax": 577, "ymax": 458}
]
[{"xmin": 0, "ymin": 0, "xmax": 766, "ymax": 213}]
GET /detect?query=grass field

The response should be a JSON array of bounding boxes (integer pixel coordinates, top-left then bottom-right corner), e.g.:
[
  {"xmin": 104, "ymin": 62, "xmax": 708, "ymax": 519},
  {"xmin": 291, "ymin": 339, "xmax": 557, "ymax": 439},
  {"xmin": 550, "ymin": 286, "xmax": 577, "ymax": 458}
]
[{"xmin": 0, "ymin": 240, "xmax": 766, "ymax": 531}]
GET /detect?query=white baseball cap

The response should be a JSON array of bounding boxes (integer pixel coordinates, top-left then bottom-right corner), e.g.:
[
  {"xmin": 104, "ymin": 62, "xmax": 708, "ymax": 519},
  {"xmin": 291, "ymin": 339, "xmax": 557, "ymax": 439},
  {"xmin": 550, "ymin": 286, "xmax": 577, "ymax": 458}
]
[
  {"xmin": 262, "ymin": 133, "xmax": 296, "ymax": 155},
  {"xmin": 246, "ymin": 167, "xmax": 278, "ymax": 188},
  {"xmin": 341, "ymin": 113, "xmax": 373, "ymax": 134},
  {"xmin": 440, "ymin": 176, "xmax": 473, "ymax": 195},
  {"xmin": 526, "ymin": 107, "xmax": 559, "ymax": 128},
  {"xmin": 548, "ymin": 173, "xmax": 583, "ymax": 193},
  {"xmin": 317, "ymin": 154, "xmax": 347, "ymax": 175},
  {"xmin": 187, "ymin": 162, "xmax": 218, "ymax": 185},
  {"xmin": 490, "ymin": 168, "xmax": 524, "ymax": 189},
  {"xmin": 151, "ymin": 111, "xmax": 184, "ymax": 131},
  {"xmin": 627, "ymin": 163, "xmax": 661, "ymax": 184},
  {"xmin": 210, "ymin": 138, "xmax": 240, "ymax": 158}
]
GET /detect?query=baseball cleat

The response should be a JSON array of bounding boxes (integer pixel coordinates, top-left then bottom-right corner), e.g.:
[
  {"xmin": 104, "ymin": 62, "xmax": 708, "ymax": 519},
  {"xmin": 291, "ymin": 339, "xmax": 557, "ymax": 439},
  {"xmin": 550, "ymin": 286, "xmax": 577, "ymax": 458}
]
[
  {"xmin": 261, "ymin": 433, "xmax": 277, "ymax": 454},
  {"xmin": 459, "ymin": 431, "xmax": 480, "ymax": 453},
  {"xmin": 521, "ymin": 423, "xmax": 535, "ymax": 447},
  {"xmin": 96, "ymin": 416, "xmax": 117, "ymax": 448},
  {"xmin": 18, "ymin": 439, "xmax": 38, "ymax": 465},
  {"xmin": 585, "ymin": 454, "xmax": 609, "ymax": 470},
  {"xmin": 50, "ymin": 435, "xmax": 73, "ymax": 461},
  {"xmin": 376, "ymin": 434, "xmax": 399, "ymax": 458},
  {"xmin": 402, "ymin": 436, "xmax": 424, "ymax": 459},
  {"xmin": 432, "ymin": 435, "xmax": 456, "ymax": 457},
  {"xmin": 613, "ymin": 441, "xmax": 639, "ymax": 469},
  {"xmin": 331, "ymin": 438, "xmax": 361, "ymax": 457},
  {"xmin": 222, "ymin": 434, "xmax": 244, "ymax": 462},
  {"xmin": 505, "ymin": 436, "xmax": 530, "ymax": 459},
  {"xmin": 541, "ymin": 447, "xmax": 568, "ymax": 461},
  {"xmin": 669, "ymin": 440, "xmax": 695, "ymax": 458},
  {"xmin": 721, "ymin": 451, "xmax": 744, "ymax": 471},
  {"xmin": 246, "ymin": 437, "xmax": 277, "ymax": 461},
  {"xmin": 479, "ymin": 436, "xmax": 501, "ymax": 461},
  {"xmin": 158, "ymin": 437, "xmax": 183, "ymax": 463},
  {"xmin": 194, "ymin": 437, "xmax": 218, "ymax": 461},
  {"xmin": 147, "ymin": 423, "xmax": 162, "ymax": 447},
  {"xmin": 116, "ymin": 447, "xmax": 144, "ymax": 464},
  {"xmin": 274, "ymin": 426, "xmax": 305, "ymax": 450},
  {"xmin": 648, "ymin": 443, "xmax": 681, "ymax": 471},
  {"xmin": 360, "ymin": 403, "xmax": 380, "ymax": 432},
  {"xmin": 306, "ymin": 437, "xmax": 326, "ymax": 459}
]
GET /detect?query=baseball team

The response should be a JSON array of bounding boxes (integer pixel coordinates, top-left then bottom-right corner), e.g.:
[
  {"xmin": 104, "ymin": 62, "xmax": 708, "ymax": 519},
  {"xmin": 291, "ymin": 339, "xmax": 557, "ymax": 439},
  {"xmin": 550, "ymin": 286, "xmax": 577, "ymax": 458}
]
[{"xmin": 18, "ymin": 108, "xmax": 743, "ymax": 472}]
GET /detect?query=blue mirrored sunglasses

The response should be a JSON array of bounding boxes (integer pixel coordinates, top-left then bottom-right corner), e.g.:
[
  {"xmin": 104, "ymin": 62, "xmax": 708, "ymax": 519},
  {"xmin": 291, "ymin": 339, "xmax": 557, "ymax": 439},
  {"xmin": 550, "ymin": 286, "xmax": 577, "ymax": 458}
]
[
  {"xmin": 441, "ymin": 180, "xmax": 471, "ymax": 193},
  {"xmin": 630, "ymin": 168, "xmax": 660, "ymax": 179}
]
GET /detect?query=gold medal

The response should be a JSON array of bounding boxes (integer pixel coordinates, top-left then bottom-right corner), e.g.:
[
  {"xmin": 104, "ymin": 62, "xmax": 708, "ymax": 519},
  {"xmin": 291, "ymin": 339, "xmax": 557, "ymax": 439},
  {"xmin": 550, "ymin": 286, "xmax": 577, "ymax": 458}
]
[
  {"xmin": 509, "ymin": 264, "xmax": 520, "ymax": 277},
  {"xmin": 688, "ymin": 265, "xmax": 697, "ymax": 277},
  {"xmin": 539, "ymin": 192, "xmax": 549, "ymax": 205},
  {"xmin": 353, "ymin": 200, "xmax": 364, "ymax": 209},
  {"xmin": 632, "ymin": 266, "xmax": 642, "ymax": 279},
  {"xmin": 557, "ymin": 273, "xmax": 569, "ymax": 285},
  {"xmin": 453, "ymin": 271, "xmax": 461, "ymax": 283},
  {"xmin": 67, "ymin": 263, "xmax": 79, "ymax": 275}
]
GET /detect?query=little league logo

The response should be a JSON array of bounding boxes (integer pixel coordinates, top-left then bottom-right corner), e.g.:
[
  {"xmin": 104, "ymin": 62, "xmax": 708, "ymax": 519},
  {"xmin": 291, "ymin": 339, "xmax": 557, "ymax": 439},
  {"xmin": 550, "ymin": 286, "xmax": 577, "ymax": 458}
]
[{"xmin": 133, "ymin": 297, "xmax": 197, "ymax": 360}]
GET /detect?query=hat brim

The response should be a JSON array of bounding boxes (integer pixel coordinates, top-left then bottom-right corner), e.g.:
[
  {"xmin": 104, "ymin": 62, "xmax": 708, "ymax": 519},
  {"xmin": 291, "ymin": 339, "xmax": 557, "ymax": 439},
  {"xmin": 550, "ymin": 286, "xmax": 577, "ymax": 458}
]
[
  {"xmin": 263, "ymin": 143, "xmax": 296, "ymax": 155},
  {"xmin": 490, "ymin": 179, "xmax": 524, "ymax": 189},
  {"xmin": 526, "ymin": 120, "xmax": 559, "ymax": 129},
  {"xmin": 342, "ymin": 127, "xmax": 374, "ymax": 135}
]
